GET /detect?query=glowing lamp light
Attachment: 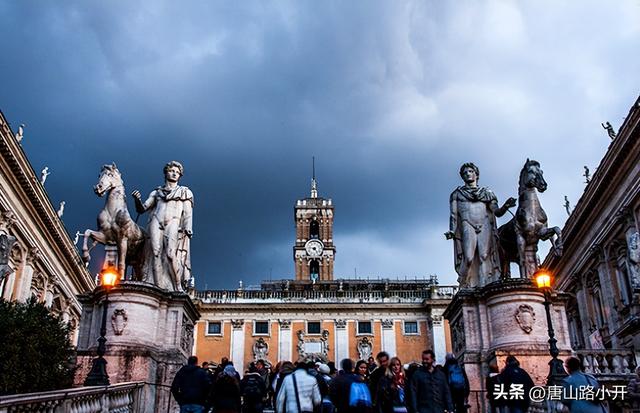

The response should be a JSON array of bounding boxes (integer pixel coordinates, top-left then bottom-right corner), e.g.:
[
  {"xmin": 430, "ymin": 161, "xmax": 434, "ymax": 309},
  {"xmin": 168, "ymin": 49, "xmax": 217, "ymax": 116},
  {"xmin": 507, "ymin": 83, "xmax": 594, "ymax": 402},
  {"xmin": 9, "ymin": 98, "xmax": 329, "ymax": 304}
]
[
  {"xmin": 535, "ymin": 270, "xmax": 552, "ymax": 290},
  {"xmin": 101, "ymin": 267, "xmax": 119, "ymax": 288}
]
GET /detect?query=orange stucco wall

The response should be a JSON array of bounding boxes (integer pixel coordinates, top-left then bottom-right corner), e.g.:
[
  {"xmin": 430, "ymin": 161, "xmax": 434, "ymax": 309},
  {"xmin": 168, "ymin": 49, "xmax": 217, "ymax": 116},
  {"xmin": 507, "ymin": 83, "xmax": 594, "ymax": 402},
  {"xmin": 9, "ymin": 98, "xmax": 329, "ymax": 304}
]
[
  {"xmin": 394, "ymin": 321, "xmax": 430, "ymax": 364},
  {"xmin": 195, "ymin": 320, "xmax": 232, "ymax": 364},
  {"xmin": 242, "ymin": 321, "xmax": 279, "ymax": 370}
]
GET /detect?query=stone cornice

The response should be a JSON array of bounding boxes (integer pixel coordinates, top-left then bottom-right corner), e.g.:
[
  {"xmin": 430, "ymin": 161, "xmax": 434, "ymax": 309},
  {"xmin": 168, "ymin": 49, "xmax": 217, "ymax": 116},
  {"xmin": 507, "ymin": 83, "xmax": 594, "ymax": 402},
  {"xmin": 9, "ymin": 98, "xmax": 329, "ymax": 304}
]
[
  {"xmin": 543, "ymin": 96, "xmax": 640, "ymax": 278},
  {"xmin": 442, "ymin": 278, "xmax": 570, "ymax": 320},
  {"xmin": 0, "ymin": 110, "xmax": 94, "ymax": 293},
  {"xmin": 80, "ymin": 281, "xmax": 201, "ymax": 321}
]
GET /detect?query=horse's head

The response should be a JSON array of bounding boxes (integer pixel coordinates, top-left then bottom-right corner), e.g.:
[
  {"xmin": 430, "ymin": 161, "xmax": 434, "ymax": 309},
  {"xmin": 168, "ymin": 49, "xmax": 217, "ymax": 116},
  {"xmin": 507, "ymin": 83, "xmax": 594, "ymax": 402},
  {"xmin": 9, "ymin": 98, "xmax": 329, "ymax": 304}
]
[
  {"xmin": 519, "ymin": 159, "xmax": 547, "ymax": 192},
  {"xmin": 94, "ymin": 163, "xmax": 123, "ymax": 197}
]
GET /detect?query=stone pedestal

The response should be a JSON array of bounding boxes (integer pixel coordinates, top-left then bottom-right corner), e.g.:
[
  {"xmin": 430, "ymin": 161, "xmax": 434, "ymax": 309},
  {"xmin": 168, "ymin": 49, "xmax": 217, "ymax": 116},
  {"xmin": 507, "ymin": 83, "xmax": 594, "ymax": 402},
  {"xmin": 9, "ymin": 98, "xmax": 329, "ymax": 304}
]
[
  {"xmin": 443, "ymin": 279, "xmax": 572, "ymax": 412},
  {"xmin": 75, "ymin": 281, "xmax": 200, "ymax": 413}
]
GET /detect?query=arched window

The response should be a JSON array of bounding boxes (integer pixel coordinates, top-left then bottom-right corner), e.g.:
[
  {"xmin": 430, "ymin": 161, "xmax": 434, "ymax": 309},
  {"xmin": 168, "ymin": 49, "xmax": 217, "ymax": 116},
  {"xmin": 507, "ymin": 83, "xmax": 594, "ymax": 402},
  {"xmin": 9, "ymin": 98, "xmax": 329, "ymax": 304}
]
[
  {"xmin": 310, "ymin": 260, "xmax": 319, "ymax": 281},
  {"xmin": 310, "ymin": 220, "xmax": 320, "ymax": 239}
]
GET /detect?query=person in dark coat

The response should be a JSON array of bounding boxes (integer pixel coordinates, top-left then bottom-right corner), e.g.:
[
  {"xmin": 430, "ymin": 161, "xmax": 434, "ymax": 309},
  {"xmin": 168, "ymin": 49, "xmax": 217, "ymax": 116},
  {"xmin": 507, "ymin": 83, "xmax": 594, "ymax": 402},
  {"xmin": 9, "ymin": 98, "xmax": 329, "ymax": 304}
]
[
  {"xmin": 171, "ymin": 356, "xmax": 212, "ymax": 413},
  {"xmin": 442, "ymin": 353, "xmax": 470, "ymax": 413},
  {"xmin": 404, "ymin": 363, "xmax": 420, "ymax": 413},
  {"xmin": 409, "ymin": 350, "xmax": 453, "ymax": 413},
  {"xmin": 330, "ymin": 358, "xmax": 359, "ymax": 413},
  {"xmin": 485, "ymin": 364, "xmax": 505, "ymax": 413},
  {"xmin": 241, "ymin": 365, "xmax": 268, "ymax": 413},
  {"xmin": 498, "ymin": 356, "xmax": 534, "ymax": 413},
  {"xmin": 213, "ymin": 365, "xmax": 242, "ymax": 413},
  {"xmin": 369, "ymin": 352, "xmax": 390, "ymax": 406},
  {"xmin": 376, "ymin": 357, "xmax": 407, "ymax": 413}
]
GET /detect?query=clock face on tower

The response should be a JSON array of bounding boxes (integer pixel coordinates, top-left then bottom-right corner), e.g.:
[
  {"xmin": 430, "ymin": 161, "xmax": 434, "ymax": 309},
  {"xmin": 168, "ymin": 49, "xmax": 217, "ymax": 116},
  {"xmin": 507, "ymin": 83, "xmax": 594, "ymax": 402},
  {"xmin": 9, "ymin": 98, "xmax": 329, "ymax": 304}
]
[{"xmin": 305, "ymin": 239, "xmax": 324, "ymax": 258}]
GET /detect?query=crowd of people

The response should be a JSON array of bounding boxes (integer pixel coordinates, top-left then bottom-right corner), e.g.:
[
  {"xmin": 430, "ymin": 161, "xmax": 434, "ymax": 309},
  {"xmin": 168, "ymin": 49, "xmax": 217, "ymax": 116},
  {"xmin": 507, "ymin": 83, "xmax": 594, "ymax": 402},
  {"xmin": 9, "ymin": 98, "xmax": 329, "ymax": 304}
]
[
  {"xmin": 170, "ymin": 351, "xmax": 621, "ymax": 413},
  {"xmin": 171, "ymin": 350, "xmax": 475, "ymax": 413}
]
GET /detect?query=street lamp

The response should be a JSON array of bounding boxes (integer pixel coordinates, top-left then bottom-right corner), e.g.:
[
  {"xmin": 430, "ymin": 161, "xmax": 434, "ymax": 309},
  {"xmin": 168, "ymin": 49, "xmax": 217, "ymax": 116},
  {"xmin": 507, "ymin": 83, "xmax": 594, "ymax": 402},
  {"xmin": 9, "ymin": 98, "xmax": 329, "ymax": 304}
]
[
  {"xmin": 84, "ymin": 266, "xmax": 118, "ymax": 386},
  {"xmin": 534, "ymin": 269, "xmax": 568, "ymax": 385}
]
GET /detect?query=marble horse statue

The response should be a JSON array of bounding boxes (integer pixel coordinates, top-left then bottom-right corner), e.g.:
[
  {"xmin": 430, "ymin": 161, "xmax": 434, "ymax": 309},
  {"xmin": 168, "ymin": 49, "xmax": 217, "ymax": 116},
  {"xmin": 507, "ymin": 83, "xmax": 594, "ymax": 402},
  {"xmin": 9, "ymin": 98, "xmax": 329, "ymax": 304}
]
[
  {"xmin": 498, "ymin": 159, "xmax": 563, "ymax": 278},
  {"xmin": 82, "ymin": 164, "xmax": 147, "ymax": 278}
]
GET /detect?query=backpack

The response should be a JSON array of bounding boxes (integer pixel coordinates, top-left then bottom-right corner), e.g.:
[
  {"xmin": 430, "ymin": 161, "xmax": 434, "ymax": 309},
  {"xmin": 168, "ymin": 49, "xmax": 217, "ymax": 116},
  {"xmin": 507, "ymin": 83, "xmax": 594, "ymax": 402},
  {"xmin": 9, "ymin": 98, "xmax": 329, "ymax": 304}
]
[
  {"xmin": 448, "ymin": 364, "xmax": 465, "ymax": 390},
  {"xmin": 243, "ymin": 376, "xmax": 263, "ymax": 401},
  {"xmin": 349, "ymin": 381, "xmax": 372, "ymax": 408}
]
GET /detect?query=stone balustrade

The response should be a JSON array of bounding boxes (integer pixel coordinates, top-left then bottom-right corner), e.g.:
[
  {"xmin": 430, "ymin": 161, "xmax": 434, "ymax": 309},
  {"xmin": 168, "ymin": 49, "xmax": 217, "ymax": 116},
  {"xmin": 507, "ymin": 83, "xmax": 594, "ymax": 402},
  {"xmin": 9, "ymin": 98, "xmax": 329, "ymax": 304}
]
[
  {"xmin": 194, "ymin": 285, "xmax": 458, "ymax": 303},
  {"xmin": 576, "ymin": 349, "xmax": 636, "ymax": 376},
  {"xmin": 0, "ymin": 382, "xmax": 144, "ymax": 413}
]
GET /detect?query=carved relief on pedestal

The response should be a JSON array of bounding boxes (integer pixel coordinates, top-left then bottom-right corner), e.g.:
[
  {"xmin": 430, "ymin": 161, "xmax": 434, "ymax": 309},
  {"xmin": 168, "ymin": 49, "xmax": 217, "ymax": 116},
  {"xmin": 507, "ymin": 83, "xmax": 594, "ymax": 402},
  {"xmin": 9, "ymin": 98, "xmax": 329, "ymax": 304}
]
[
  {"xmin": 381, "ymin": 319, "xmax": 394, "ymax": 329},
  {"xmin": 357, "ymin": 336, "xmax": 373, "ymax": 360},
  {"xmin": 335, "ymin": 319, "xmax": 346, "ymax": 329},
  {"xmin": 515, "ymin": 304, "xmax": 535, "ymax": 334},
  {"xmin": 231, "ymin": 319, "xmax": 245, "ymax": 330},
  {"xmin": 181, "ymin": 315, "xmax": 194, "ymax": 352},
  {"xmin": 111, "ymin": 309, "xmax": 128, "ymax": 336},
  {"xmin": 451, "ymin": 317, "xmax": 466, "ymax": 355},
  {"xmin": 253, "ymin": 337, "xmax": 269, "ymax": 361}
]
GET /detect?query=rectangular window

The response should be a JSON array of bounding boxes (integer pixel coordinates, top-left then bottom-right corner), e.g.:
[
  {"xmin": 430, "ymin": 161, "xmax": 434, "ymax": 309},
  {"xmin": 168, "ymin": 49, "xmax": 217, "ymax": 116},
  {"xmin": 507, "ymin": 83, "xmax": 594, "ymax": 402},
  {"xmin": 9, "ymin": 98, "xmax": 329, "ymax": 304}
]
[
  {"xmin": 358, "ymin": 321, "xmax": 372, "ymax": 335},
  {"xmin": 404, "ymin": 321, "xmax": 418, "ymax": 335},
  {"xmin": 307, "ymin": 321, "xmax": 321, "ymax": 334},
  {"xmin": 254, "ymin": 321, "xmax": 269, "ymax": 335},
  {"xmin": 207, "ymin": 321, "xmax": 222, "ymax": 335}
]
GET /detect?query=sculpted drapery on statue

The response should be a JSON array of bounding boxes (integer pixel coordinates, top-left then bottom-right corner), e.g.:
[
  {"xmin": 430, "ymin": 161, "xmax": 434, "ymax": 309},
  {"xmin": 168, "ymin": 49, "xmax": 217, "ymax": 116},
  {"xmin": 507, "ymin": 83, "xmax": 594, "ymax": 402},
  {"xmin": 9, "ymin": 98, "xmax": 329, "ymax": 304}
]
[
  {"xmin": 132, "ymin": 161, "xmax": 193, "ymax": 292},
  {"xmin": 445, "ymin": 163, "xmax": 515, "ymax": 288}
]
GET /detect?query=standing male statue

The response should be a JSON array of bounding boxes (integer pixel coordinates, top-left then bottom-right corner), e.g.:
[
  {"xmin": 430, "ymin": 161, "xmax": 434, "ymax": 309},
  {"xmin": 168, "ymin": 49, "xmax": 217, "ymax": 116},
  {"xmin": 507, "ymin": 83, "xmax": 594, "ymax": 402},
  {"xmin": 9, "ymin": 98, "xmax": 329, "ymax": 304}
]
[
  {"xmin": 132, "ymin": 161, "xmax": 193, "ymax": 291},
  {"xmin": 445, "ymin": 163, "xmax": 515, "ymax": 288}
]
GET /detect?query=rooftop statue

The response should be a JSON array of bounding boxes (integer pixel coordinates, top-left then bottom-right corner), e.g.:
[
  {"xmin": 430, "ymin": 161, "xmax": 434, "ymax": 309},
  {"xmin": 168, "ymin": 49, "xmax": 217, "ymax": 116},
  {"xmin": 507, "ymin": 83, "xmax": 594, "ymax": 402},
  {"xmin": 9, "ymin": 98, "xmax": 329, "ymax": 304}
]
[
  {"xmin": 498, "ymin": 159, "xmax": 563, "ymax": 279},
  {"xmin": 133, "ymin": 161, "xmax": 193, "ymax": 292},
  {"xmin": 445, "ymin": 163, "xmax": 515, "ymax": 288}
]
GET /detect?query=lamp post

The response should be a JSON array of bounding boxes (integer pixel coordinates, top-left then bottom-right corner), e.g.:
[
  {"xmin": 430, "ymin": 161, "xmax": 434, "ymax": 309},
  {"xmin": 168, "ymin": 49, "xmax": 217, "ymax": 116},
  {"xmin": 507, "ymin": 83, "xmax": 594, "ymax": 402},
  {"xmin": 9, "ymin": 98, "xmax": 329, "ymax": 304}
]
[
  {"xmin": 84, "ymin": 266, "xmax": 118, "ymax": 386},
  {"xmin": 534, "ymin": 269, "xmax": 568, "ymax": 386}
]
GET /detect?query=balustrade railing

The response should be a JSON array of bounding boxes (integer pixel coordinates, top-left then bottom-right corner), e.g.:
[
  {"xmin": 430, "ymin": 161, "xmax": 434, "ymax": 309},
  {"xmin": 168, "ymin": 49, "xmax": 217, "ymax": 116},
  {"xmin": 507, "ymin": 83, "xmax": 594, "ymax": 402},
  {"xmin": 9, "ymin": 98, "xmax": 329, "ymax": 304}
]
[
  {"xmin": 0, "ymin": 382, "xmax": 144, "ymax": 413},
  {"xmin": 576, "ymin": 349, "xmax": 636, "ymax": 376},
  {"xmin": 193, "ymin": 286, "xmax": 458, "ymax": 303}
]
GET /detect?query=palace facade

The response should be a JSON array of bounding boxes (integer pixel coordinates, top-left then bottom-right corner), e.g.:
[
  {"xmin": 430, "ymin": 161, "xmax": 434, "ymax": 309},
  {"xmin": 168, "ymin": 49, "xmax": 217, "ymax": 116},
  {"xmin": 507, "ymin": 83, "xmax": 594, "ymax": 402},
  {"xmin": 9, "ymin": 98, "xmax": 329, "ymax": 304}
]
[
  {"xmin": 545, "ymin": 95, "xmax": 640, "ymax": 378},
  {"xmin": 193, "ymin": 176, "xmax": 456, "ymax": 374},
  {"xmin": 0, "ymin": 110, "xmax": 95, "ymax": 343}
]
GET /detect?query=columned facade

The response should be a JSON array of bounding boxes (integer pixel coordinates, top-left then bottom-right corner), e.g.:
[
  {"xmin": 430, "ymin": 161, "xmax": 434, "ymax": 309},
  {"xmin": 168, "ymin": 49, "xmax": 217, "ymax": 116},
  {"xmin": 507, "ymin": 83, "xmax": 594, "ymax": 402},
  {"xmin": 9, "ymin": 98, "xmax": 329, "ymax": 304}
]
[
  {"xmin": 193, "ymin": 281, "xmax": 456, "ymax": 370},
  {"xmin": 0, "ymin": 110, "xmax": 94, "ymax": 345}
]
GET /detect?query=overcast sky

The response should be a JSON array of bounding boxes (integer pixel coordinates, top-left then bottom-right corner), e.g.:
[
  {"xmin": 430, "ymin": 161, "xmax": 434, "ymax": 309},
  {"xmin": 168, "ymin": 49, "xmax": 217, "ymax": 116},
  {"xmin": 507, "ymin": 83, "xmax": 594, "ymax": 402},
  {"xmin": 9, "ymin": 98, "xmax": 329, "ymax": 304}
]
[{"xmin": 1, "ymin": 1, "xmax": 639, "ymax": 288}]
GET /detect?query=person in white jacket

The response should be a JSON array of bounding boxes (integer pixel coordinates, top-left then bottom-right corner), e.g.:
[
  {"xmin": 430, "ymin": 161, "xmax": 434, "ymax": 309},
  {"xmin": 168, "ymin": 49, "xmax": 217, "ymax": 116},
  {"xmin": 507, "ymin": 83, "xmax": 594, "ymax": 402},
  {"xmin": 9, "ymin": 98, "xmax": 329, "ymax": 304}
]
[{"xmin": 276, "ymin": 363, "xmax": 322, "ymax": 413}]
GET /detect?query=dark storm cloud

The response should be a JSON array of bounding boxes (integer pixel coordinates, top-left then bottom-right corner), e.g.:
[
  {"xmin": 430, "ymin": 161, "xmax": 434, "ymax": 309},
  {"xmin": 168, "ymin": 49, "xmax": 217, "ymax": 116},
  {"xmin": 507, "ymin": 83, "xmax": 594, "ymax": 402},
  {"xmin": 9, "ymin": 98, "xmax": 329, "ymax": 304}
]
[{"xmin": 1, "ymin": 1, "xmax": 639, "ymax": 287}]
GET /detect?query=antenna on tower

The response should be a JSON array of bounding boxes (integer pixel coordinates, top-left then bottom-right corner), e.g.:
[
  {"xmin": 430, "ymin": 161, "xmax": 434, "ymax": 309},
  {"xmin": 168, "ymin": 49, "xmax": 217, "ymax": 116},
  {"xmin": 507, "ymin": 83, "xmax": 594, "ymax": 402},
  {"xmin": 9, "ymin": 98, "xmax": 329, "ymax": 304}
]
[{"xmin": 310, "ymin": 156, "xmax": 318, "ymax": 198}]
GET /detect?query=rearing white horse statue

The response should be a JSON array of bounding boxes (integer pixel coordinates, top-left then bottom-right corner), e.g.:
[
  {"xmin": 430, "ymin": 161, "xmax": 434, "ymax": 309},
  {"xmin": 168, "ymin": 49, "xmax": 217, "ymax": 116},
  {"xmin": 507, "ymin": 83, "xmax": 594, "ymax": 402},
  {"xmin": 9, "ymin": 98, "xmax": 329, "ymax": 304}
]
[
  {"xmin": 82, "ymin": 164, "xmax": 146, "ymax": 278},
  {"xmin": 498, "ymin": 159, "xmax": 563, "ymax": 278}
]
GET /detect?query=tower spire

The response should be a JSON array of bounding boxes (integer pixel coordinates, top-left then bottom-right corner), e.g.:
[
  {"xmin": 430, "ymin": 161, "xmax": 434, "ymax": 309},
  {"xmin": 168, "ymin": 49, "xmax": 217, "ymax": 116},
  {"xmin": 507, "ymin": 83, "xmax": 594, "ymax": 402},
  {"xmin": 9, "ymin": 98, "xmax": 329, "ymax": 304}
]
[{"xmin": 310, "ymin": 156, "xmax": 318, "ymax": 198}]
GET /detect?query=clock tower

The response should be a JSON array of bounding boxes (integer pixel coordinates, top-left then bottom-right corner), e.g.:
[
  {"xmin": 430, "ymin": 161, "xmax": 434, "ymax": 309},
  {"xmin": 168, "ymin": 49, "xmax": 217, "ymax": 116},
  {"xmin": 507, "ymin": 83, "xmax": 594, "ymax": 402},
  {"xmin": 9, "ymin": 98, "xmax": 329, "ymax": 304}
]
[{"xmin": 293, "ymin": 174, "xmax": 335, "ymax": 281}]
